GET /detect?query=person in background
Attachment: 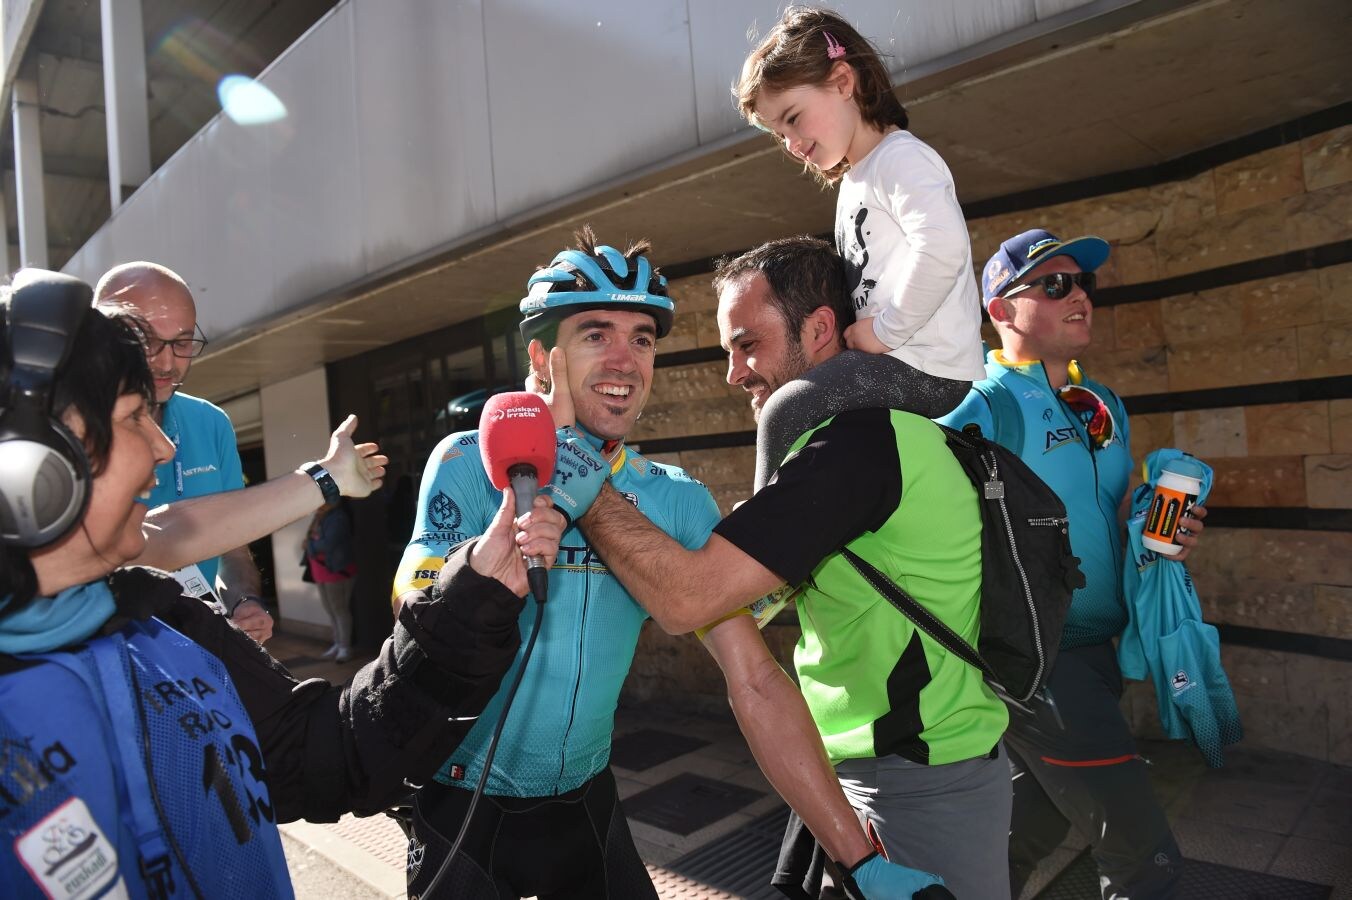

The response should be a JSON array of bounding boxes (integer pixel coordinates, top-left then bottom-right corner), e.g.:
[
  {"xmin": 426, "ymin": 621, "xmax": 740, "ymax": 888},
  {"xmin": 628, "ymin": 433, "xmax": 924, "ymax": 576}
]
[
  {"xmin": 939, "ymin": 229, "xmax": 1208, "ymax": 898},
  {"xmin": 305, "ymin": 499, "xmax": 357, "ymax": 662},
  {"xmin": 95, "ymin": 261, "xmax": 272, "ymax": 643}
]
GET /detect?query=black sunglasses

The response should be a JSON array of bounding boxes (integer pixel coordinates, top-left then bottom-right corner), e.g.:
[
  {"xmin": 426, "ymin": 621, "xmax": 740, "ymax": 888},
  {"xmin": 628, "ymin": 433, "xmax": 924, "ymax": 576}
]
[{"xmin": 1002, "ymin": 271, "xmax": 1096, "ymax": 301}]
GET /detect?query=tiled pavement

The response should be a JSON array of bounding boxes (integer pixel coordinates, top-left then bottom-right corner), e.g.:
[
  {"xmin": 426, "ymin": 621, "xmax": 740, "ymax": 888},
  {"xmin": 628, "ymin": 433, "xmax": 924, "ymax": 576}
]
[{"xmin": 269, "ymin": 631, "xmax": 1352, "ymax": 899}]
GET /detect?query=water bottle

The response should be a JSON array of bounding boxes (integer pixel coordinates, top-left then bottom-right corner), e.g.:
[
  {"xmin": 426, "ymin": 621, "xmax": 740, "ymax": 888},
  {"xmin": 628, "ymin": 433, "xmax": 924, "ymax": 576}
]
[{"xmin": 1141, "ymin": 456, "xmax": 1205, "ymax": 557}]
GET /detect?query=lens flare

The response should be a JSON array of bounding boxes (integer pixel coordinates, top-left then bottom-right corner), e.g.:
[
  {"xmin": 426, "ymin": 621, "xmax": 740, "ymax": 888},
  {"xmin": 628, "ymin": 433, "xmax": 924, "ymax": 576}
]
[{"xmin": 217, "ymin": 75, "xmax": 286, "ymax": 125}]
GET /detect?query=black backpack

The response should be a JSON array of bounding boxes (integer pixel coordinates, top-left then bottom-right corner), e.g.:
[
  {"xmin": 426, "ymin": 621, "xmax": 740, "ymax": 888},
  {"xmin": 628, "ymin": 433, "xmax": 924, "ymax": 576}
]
[{"xmin": 842, "ymin": 424, "xmax": 1084, "ymax": 703}]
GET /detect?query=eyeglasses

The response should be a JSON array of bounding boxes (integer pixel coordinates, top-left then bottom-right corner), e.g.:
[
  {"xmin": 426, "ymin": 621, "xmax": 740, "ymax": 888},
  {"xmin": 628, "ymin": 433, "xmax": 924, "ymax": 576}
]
[
  {"xmin": 145, "ymin": 325, "xmax": 209, "ymax": 359},
  {"xmin": 1002, "ymin": 271, "xmax": 1096, "ymax": 301},
  {"xmin": 1058, "ymin": 383, "xmax": 1117, "ymax": 449}
]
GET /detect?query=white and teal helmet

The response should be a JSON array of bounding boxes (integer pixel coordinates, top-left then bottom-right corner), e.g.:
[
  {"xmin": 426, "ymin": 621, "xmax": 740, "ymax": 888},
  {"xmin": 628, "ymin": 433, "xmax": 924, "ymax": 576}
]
[{"xmin": 519, "ymin": 239, "xmax": 674, "ymax": 345}]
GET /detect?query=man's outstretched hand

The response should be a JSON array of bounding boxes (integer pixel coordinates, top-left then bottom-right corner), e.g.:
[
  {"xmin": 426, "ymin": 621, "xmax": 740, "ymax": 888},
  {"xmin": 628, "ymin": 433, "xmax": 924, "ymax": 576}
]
[
  {"xmin": 469, "ymin": 487, "xmax": 565, "ymax": 596},
  {"xmin": 321, "ymin": 414, "xmax": 389, "ymax": 498}
]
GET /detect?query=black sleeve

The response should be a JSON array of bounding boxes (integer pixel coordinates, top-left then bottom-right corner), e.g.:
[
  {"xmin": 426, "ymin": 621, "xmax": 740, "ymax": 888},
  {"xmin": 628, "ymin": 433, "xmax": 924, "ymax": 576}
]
[
  {"xmin": 713, "ymin": 407, "xmax": 902, "ymax": 586},
  {"xmin": 139, "ymin": 539, "xmax": 523, "ymax": 822}
]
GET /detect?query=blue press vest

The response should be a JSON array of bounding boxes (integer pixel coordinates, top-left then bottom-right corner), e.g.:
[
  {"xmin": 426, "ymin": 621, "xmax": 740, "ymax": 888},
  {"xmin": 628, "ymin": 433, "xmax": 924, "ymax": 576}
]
[{"xmin": 0, "ymin": 617, "xmax": 292, "ymax": 898}]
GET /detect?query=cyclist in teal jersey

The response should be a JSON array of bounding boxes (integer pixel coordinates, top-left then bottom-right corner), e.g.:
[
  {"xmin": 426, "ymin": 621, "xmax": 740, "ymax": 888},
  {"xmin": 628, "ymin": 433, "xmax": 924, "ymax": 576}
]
[
  {"xmin": 940, "ymin": 229, "xmax": 1209, "ymax": 899},
  {"xmin": 394, "ymin": 228, "xmax": 948, "ymax": 900}
]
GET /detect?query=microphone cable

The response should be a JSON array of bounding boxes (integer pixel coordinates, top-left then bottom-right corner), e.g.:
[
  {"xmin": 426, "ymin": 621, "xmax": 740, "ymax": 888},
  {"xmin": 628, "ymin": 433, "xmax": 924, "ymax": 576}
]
[{"xmin": 418, "ymin": 582, "xmax": 546, "ymax": 898}]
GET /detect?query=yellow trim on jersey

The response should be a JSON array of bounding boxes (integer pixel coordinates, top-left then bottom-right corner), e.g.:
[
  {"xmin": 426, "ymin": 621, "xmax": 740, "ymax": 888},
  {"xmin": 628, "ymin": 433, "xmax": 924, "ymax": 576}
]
[
  {"xmin": 993, "ymin": 349, "xmax": 1083, "ymax": 385},
  {"xmin": 392, "ymin": 556, "xmax": 445, "ymax": 599}
]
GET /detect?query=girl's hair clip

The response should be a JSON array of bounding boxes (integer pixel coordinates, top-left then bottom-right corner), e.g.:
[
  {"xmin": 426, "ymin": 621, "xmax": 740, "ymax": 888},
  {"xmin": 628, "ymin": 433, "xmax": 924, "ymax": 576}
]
[{"xmin": 823, "ymin": 31, "xmax": 846, "ymax": 60}]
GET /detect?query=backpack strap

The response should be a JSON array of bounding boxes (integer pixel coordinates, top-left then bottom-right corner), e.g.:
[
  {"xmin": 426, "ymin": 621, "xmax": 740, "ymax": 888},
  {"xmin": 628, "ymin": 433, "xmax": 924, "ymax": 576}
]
[
  {"xmin": 840, "ymin": 547, "xmax": 994, "ymax": 682},
  {"xmin": 972, "ymin": 379, "xmax": 1023, "ymax": 451}
]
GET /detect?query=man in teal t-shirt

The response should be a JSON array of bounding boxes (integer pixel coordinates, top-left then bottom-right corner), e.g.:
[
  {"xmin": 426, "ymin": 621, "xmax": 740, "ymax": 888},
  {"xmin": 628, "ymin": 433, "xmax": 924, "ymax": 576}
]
[
  {"xmin": 96, "ymin": 262, "xmax": 272, "ymax": 644},
  {"xmin": 146, "ymin": 391, "xmax": 245, "ymax": 587}
]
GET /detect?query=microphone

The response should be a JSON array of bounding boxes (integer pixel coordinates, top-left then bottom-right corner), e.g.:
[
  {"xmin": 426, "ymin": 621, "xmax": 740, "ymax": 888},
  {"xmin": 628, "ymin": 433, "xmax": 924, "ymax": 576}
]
[{"xmin": 479, "ymin": 392, "xmax": 556, "ymax": 603}]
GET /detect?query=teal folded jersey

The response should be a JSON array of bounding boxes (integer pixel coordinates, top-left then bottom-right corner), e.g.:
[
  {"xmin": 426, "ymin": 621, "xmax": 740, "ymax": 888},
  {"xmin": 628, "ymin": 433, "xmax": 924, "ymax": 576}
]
[{"xmin": 1120, "ymin": 449, "xmax": 1241, "ymax": 768}]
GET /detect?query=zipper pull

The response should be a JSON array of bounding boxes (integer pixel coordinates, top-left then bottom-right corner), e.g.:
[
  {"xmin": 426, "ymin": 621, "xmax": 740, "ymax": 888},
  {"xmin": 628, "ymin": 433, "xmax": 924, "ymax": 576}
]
[{"xmin": 983, "ymin": 452, "xmax": 1004, "ymax": 499}]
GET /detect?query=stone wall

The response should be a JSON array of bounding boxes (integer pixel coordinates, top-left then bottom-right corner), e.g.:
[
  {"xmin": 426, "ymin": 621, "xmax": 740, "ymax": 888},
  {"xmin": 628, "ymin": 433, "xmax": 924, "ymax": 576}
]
[{"xmin": 619, "ymin": 122, "xmax": 1352, "ymax": 764}]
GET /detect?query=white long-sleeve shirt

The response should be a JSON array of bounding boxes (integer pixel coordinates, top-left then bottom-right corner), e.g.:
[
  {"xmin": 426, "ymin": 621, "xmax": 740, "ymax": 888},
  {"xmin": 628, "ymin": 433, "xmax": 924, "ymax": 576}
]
[{"xmin": 836, "ymin": 129, "xmax": 986, "ymax": 381}]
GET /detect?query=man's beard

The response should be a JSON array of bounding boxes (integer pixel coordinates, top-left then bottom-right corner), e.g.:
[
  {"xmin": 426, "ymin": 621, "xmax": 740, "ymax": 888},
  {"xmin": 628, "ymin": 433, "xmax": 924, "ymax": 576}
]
[{"xmin": 748, "ymin": 337, "xmax": 811, "ymax": 421}]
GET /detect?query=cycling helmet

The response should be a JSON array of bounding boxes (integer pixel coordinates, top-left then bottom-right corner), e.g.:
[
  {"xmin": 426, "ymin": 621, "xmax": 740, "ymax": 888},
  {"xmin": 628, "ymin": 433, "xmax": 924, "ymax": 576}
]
[{"xmin": 518, "ymin": 242, "xmax": 674, "ymax": 345}]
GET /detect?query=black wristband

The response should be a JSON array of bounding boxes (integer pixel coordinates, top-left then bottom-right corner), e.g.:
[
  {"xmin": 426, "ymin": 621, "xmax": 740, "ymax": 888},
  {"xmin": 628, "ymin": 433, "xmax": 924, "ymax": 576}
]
[
  {"xmin": 301, "ymin": 462, "xmax": 341, "ymax": 503},
  {"xmin": 229, "ymin": 595, "xmax": 265, "ymax": 617}
]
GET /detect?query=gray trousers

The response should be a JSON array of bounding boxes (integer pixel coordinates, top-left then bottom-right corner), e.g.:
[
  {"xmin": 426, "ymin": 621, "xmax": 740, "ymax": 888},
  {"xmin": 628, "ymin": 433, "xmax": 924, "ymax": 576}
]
[
  {"xmin": 316, "ymin": 577, "xmax": 354, "ymax": 649},
  {"xmin": 835, "ymin": 745, "xmax": 1012, "ymax": 900}
]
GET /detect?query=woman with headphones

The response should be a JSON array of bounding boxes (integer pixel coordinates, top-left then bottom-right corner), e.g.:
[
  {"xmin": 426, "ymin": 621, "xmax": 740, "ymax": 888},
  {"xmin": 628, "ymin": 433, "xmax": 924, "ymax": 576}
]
[{"xmin": 0, "ymin": 269, "xmax": 565, "ymax": 898}]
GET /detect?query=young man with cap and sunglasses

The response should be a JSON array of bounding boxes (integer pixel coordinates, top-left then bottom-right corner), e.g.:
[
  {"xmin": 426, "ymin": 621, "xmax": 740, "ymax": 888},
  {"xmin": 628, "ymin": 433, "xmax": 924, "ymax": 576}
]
[{"xmin": 938, "ymin": 229, "xmax": 1208, "ymax": 899}]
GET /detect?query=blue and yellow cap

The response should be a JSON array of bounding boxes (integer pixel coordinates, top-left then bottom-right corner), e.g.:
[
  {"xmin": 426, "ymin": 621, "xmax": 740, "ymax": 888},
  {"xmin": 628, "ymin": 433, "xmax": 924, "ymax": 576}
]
[{"xmin": 981, "ymin": 229, "xmax": 1110, "ymax": 309}]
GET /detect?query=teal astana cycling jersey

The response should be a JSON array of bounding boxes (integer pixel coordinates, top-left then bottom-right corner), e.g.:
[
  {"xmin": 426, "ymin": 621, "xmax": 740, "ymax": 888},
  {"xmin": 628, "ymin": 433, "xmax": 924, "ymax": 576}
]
[
  {"xmin": 939, "ymin": 351, "xmax": 1133, "ymax": 647},
  {"xmin": 394, "ymin": 429, "xmax": 720, "ymax": 797}
]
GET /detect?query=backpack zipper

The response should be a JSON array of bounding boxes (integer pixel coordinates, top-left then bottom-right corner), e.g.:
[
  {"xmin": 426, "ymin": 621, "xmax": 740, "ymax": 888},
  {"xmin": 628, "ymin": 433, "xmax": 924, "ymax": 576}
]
[{"xmin": 982, "ymin": 448, "xmax": 1047, "ymax": 702}]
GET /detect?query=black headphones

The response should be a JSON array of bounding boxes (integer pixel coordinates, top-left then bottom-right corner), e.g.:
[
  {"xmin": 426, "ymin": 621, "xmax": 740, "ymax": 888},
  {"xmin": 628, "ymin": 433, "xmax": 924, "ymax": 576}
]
[{"xmin": 0, "ymin": 269, "xmax": 94, "ymax": 548}]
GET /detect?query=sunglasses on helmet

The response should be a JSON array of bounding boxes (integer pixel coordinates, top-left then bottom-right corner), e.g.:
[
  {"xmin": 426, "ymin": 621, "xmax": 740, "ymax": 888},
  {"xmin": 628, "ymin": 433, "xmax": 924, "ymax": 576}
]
[{"xmin": 1001, "ymin": 271, "xmax": 1096, "ymax": 301}]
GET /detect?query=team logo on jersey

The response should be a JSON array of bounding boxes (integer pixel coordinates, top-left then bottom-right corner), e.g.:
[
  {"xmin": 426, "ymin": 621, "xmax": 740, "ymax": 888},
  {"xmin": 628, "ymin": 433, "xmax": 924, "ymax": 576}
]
[
  {"xmin": 1042, "ymin": 408, "xmax": 1054, "ymax": 422},
  {"xmin": 427, "ymin": 491, "xmax": 462, "ymax": 530},
  {"xmin": 1171, "ymin": 669, "xmax": 1194, "ymax": 695},
  {"xmin": 555, "ymin": 544, "xmax": 611, "ymax": 571},
  {"xmin": 440, "ymin": 448, "xmax": 463, "ymax": 463},
  {"xmin": 1043, "ymin": 427, "xmax": 1079, "ymax": 452},
  {"xmin": 620, "ymin": 491, "xmax": 639, "ymax": 508}
]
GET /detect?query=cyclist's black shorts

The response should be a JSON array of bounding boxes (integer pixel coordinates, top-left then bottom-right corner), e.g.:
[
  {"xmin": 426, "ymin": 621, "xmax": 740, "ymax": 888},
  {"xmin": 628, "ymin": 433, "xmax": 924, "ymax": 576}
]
[{"xmin": 406, "ymin": 767, "xmax": 657, "ymax": 899}]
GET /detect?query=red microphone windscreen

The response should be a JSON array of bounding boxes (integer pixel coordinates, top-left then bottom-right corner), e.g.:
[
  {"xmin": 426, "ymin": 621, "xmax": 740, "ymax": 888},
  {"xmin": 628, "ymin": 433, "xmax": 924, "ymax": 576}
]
[{"xmin": 479, "ymin": 392, "xmax": 557, "ymax": 490}]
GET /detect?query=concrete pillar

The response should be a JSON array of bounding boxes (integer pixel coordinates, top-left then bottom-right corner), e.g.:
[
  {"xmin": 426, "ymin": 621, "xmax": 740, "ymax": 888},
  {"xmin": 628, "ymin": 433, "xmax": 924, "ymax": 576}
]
[
  {"xmin": 0, "ymin": 190, "xmax": 12, "ymax": 274},
  {"xmin": 260, "ymin": 367, "xmax": 333, "ymax": 638},
  {"xmin": 100, "ymin": 0, "xmax": 152, "ymax": 208},
  {"xmin": 11, "ymin": 70, "xmax": 47, "ymax": 269}
]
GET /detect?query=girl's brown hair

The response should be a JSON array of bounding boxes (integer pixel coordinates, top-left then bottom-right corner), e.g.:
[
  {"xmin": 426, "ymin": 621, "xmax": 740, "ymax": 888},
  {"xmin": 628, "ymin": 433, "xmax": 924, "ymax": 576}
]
[{"xmin": 735, "ymin": 6, "xmax": 907, "ymax": 184}]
